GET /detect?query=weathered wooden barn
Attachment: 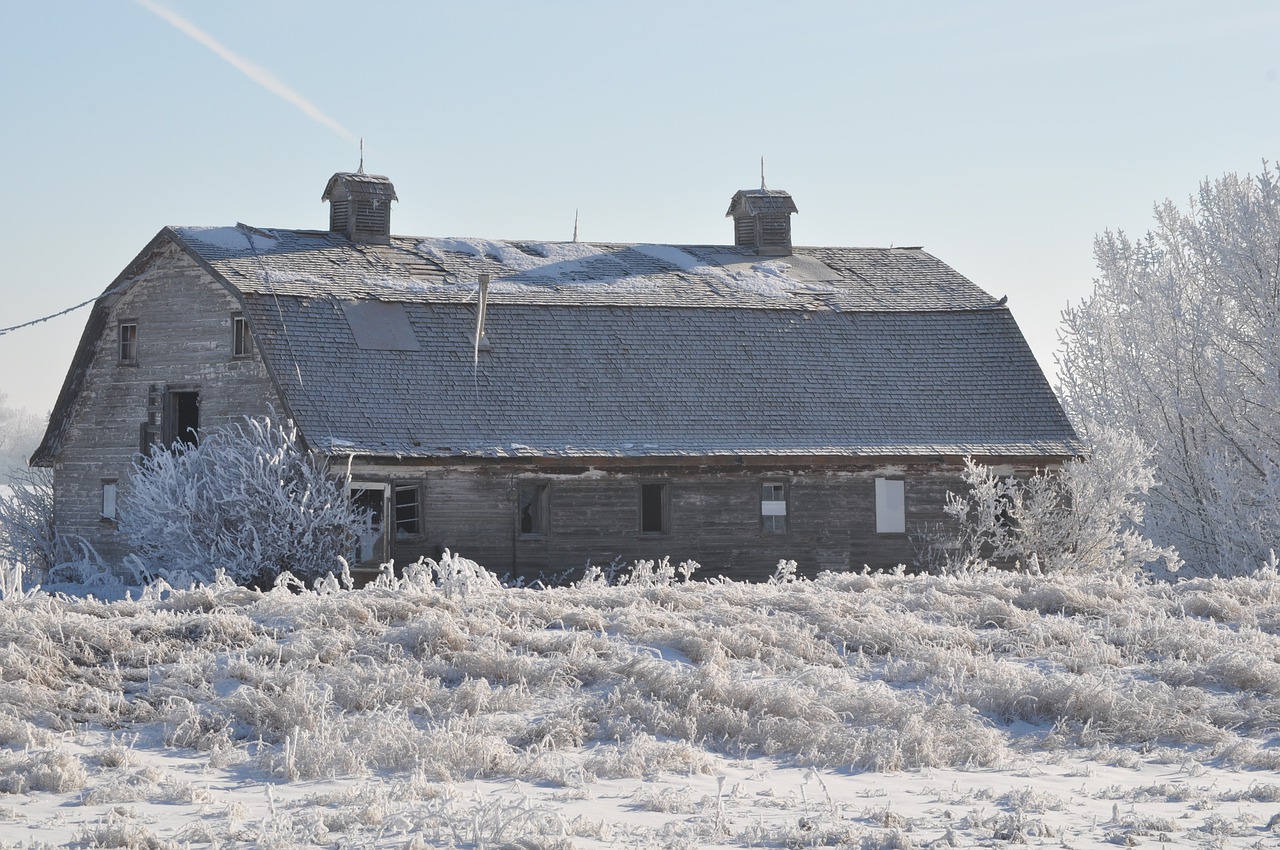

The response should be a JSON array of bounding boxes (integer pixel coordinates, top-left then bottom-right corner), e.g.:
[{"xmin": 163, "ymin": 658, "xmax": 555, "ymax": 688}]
[{"xmin": 32, "ymin": 171, "xmax": 1080, "ymax": 581}]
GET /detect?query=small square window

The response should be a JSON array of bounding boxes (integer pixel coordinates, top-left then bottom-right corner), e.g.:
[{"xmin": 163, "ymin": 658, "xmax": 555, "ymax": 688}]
[
  {"xmin": 118, "ymin": 322, "xmax": 138, "ymax": 364},
  {"xmin": 875, "ymin": 478, "xmax": 906, "ymax": 534},
  {"xmin": 394, "ymin": 484, "xmax": 421, "ymax": 538},
  {"xmin": 519, "ymin": 483, "xmax": 549, "ymax": 537},
  {"xmin": 761, "ymin": 482, "xmax": 787, "ymax": 534},
  {"xmin": 640, "ymin": 482, "xmax": 669, "ymax": 535},
  {"xmin": 232, "ymin": 314, "xmax": 253, "ymax": 357}
]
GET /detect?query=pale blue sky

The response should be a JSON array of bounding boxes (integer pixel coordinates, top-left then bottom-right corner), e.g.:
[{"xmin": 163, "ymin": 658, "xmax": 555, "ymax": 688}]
[{"xmin": 3, "ymin": 0, "xmax": 1279, "ymax": 418}]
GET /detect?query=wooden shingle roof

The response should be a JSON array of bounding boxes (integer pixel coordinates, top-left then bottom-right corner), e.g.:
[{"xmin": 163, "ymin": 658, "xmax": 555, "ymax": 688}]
[
  {"xmin": 166, "ymin": 225, "xmax": 1080, "ymax": 460},
  {"xmin": 726, "ymin": 188, "xmax": 798, "ymax": 218}
]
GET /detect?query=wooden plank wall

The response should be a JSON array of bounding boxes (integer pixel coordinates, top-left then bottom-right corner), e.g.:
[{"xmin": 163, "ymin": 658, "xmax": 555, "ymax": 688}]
[
  {"xmin": 354, "ymin": 459, "xmax": 1050, "ymax": 583},
  {"xmin": 51, "ymin": 242, "xmax": 283, "ymax": 565}
]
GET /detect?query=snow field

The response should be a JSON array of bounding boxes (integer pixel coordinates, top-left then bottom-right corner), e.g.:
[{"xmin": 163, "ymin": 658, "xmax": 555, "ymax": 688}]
[{"xmin": 2, "ymin": 558, "xmax": 1280, "ymax": 846}]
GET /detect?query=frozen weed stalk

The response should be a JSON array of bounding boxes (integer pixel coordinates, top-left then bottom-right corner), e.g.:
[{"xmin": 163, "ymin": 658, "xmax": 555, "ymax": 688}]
[{"xmin": 3, "ymin": 552, "xmax": 1280, "ymax": 845}]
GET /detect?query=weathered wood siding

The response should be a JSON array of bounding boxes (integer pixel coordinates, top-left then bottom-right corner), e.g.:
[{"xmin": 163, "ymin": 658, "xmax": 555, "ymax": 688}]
[
  {"xmin": 48, "ymin": 238, "xmax": 1054, "ymax": 582},
  {"xmin": 51, "ymin": 241, "xmax": 282, "ymax": 563},
  {"xmin": 350, "ymin": 458, "xmax": 1049, "ymax": 582}
]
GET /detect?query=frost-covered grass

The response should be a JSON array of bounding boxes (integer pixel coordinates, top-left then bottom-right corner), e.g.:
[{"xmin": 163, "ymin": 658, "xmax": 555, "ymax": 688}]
[{"xmin": 4, "ymin": 558, "xmax": 1280, "ymax": 847}]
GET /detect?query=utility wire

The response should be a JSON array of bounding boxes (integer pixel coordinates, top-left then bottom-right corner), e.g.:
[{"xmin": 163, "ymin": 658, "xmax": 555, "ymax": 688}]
[{"xmin": 0, "ymin": 295, "xmax": 100, "ymax": 337}]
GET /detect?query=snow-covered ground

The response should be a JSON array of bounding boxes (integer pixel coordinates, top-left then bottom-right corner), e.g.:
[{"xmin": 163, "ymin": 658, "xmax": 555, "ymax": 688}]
[{"xmin": 2, "ymin": 558, "xmax": 1280, "ymax": 848}]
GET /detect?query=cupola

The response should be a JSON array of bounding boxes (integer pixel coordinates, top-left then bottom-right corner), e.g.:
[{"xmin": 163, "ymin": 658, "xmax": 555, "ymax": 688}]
[
  {"xmin": 322, "ymin": 170, "xmax": 398, "ymax": 244},
  {"xmin": 726, "ymin": 187, "xmax": 798, "ymax": 255}
]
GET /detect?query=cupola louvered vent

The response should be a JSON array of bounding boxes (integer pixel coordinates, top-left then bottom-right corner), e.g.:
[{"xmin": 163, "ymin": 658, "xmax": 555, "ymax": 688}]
[
  {"xmin": 322, "ymin": 171, "xmax": 398, "ymax": 244},
  {"xmin": 726, "ymin": 188, "xmax": 798, "ymax": 255},
  {"xmin": 328, "ymin": 199, "xmax": 350, "ymax": 232}
]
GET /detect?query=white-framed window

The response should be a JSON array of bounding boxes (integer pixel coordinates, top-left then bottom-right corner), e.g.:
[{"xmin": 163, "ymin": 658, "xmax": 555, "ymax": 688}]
[
  {"xmin": 761, "ymin": 481, "xmax": 787, "ymax": 533},
  {"xmin": 874, "ymin": 478, "xmax": 906, "ymax": 534},
  {"xmin": 394, "ymin": 483, "xmax": 421, "ymax": 539},
  {"xmin": 118, "ymin": 321, "xmax": 138, "ymax": 365},
  {"xmin": 101, "ymin": 479, "xmax": 118, "ymax": 521}
]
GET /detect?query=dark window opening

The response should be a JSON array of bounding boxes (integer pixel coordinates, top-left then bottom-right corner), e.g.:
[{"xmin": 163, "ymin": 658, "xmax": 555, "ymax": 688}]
[
  {"xmin": 640, "ymin": 482, "xmax": 669, "ymax": 535},
  {"xmin": 394, "ymin": 484, "xmax": 421, "ymax": 538},
  {"xmin": 118, "ymin": 323, "xmax": 137, "ymax": 364},
  {"xmin": 519, "ymin": 483, "xmax": 549, "ymax": 537},
  {"xmin": 232, "ymin": 314, "xmax": 253, "ymax": 357},
  {"xmin": 164, "ymin": 391, "xmax": 200, "ymax": 448},
  {"xmin": 996, "ymin": 486, "xmax": 1018, "ymax": 531}
]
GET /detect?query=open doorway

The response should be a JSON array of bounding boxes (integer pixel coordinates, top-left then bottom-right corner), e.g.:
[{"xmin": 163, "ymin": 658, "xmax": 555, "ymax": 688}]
[
  {"xmin": 348, "ymin": 482, "xmax": 389, "ymax": 567},
  {"xmin": 164, "ymin": 391, "xmax": 199, "ymax": 448}
]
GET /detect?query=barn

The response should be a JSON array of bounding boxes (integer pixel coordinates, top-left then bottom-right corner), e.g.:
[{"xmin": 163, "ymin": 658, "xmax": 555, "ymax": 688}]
[{"xmin": 31, "ymin": 170, "xmax": 1080, "ymax": 581}]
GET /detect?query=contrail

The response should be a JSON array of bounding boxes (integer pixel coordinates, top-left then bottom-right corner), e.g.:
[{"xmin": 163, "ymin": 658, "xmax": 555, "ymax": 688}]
[{"xmin": 135, "ymin": 0, "xmax": 356, "ymax": 143}]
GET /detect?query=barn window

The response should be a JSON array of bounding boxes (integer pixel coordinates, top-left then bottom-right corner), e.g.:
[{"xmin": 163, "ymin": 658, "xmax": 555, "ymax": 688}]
[
  {"xmin": 394, "ymin": 484, "xmax": 421, "ymax": 538},
  {"xmin": 101, "ymin": 480, "xmax": 118, "ymax": 522},
  {"xmin": 519, "ymin": 483, "xmax": 549, "ymax": 537},
  {"xmin": 232, "ymin": 314, "xmax": 253, "ymax": 357},
  {"xmin": 761, "ymin": 482, "xmax": 788, "ymax": 533},
  {"xmin": 874, "ymin": 478, "xmax": 906, "ymax": 534},
  {"xmin": 118, "ymin": 322, "xmax": 138, "ymax": 365},
  {"xmin": 640, "ymin": 482, "xmax": 669, "ymax": 535}
]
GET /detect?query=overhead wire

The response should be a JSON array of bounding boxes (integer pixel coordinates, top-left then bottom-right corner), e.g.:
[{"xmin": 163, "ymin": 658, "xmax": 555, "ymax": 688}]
[{"xmin": 0, "ymin": 295, "xmax": 100, "ymax": 337}]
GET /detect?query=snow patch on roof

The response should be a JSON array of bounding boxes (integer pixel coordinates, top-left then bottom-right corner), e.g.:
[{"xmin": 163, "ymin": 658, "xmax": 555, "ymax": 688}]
[
  {"xmin": 418, "ymin": 238, "xmax": 602, "ymax": 272},
  {"xmin": 181, "ymin": 226, "xmax": 281, "ymax": 254},
  {"xmin": 262, "ymin": 269, "xmax": 329, "ymax": 289},
  {"xmin": 414, "ymin": 237, "xmax": 821, "ymax": 299},
  {"xmin": 361, "ymin": 275, "xmax": 461, "ymax": 294}
]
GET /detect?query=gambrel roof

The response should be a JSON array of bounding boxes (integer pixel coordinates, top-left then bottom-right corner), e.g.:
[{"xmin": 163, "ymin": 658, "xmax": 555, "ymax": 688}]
[
  {"xmin": 190, "ymin": 226, "xmax": 1079, "ymax": 458},
  {"xmin": 35, "ymin": 223, "xmax": 1081, "ymax": 463}
]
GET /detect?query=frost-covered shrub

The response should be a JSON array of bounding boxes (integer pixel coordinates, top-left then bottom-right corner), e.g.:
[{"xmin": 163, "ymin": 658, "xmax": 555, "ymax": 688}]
[
  {"xmin": 919, "ymin": 428, "xmax": 1180, "ymax": 577},
  {"xmin": 123, "ymin": 415, "xmax": 363, "ymax": 586},
  {"xmin": 0, "ymin": 465, "xmax": 56, "ymax": 587}
]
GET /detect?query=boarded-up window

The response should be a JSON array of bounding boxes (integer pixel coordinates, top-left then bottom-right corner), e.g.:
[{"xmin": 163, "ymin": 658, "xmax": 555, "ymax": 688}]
[
  {"xmin": 640, "ymin": 482, "xmax": 669, "ymax": 535},
  {"xmin": 101, "ymin": 480, "xmax": 118, "ymax": 521},
  {"xmin": 875, "ymin": 478, "xmax": 906, "ymax": 534},
  {"xmin": 118, "ymin": 322, "xmax": 138, "ymax": 365},
  {"xmin": 394, "ymin": 484, "xmax": 421, "ymax": 538},
  {"xmin": 761, "ymin": 482, "xmax": 787, "ymax": 533},
  {"xmin": 519, "ymin": 483, "xmax": 549, "ymax": 537}
]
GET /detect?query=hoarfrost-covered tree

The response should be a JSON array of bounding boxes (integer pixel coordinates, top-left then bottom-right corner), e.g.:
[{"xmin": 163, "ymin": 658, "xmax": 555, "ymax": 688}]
[
  {"xmin": 0, "ymin": 391, "xmax": 43, "ymax": 482},
  {"xmin": 0, "ymin": 466, "xmax": 57, "ymax": 581},
  {"xmin": 1059, "ymin": 165, "xmax": 1280, "ymax": 575},
  {"xmin": 125, "ymin": 415, "xmax": 362, "ymax": 586},
  {"xmin": 918, "ymin": 428, "xmax": 1179, "ymax": 577}
]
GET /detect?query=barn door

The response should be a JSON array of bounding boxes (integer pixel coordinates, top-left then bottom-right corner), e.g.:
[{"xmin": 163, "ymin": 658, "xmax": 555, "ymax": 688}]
[{"xmin": 348, "ymin": 482, "xmax": 390, "ymax": 566}]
